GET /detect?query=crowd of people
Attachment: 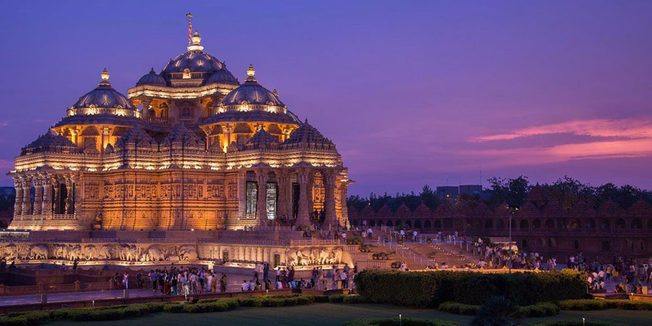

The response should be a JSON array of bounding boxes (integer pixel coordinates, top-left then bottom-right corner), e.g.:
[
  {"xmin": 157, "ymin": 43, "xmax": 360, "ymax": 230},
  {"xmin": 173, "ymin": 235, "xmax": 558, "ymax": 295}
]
[
  {"xmin": 109, "ymin": 267, "xmax": 229, "ymax": 301},
  {"xmin": 240, "ymin": 264, "xmax": 357, "ymax": 292}
]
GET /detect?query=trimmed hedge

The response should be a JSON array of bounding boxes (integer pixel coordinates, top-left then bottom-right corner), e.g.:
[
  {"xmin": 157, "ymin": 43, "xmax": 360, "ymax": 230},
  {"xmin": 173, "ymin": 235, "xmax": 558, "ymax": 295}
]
[
  {"xmin": 354, "ymin": 270, "xmax": 586, "ymax": 306},
  {"xmin": 557, "ymin": 299, "xmax": 652, "ymax": 311},
  {"xmin": 344, "ymin": 318, "xmax": 457, "ymax": 326},
  {"xmin": 328, "ymin": 294, "xmax": 370, "ymax": 304},
  {"xmin": 437, "ymin": 302, "xmax": 559, "ymax": 317},
  {"xmin": 0, "ymin": 295, "xmax": 318, "ymax": 325}
]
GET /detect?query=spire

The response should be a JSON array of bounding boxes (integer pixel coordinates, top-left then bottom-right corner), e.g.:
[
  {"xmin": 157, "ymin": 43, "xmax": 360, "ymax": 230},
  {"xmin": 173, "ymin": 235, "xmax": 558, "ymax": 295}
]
[
  {"xmin": 246, "ymin": 64, "xmax": 256, "ymax": 82},
  {"xmin": 186, "ymin": 12, "xmax": 193, "ymax": 45},
  {"xmin": 186, "ymin": 13, "xmax": 204, "ymax": 52}
]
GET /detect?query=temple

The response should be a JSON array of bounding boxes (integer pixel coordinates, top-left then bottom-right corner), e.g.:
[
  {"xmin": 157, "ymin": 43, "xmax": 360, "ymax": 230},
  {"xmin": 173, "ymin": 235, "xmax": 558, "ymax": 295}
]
[{"xmin": 9, "ymin": 27, "xmax": 349, "ymax": 232}]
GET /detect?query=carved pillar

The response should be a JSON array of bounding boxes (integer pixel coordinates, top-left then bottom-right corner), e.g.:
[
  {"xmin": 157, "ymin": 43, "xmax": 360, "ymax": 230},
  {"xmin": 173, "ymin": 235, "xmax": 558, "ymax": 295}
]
[
  {"xmin": 339, "ymin": 177, "xmax": 349, "ymax": 227},
  {"xmin": 65, "ymin": 177, "xmax": 74, "ymax": 215},
  {"xmin": 13, "ymin": 178, "xmax": 23, "ymax": 216},
  {"xmin": 297, "ymin": 169, "xmax": 311, "ymax": 226},
  {"xmin": 21, "ymin": 177, "xmax": 32, "ymax": 216},
  {"xmin": 324, "ymin": 170, "xmax": 338, "ymax": 227},
  {"xmin": 237, "ymin": 171, "xmax": 246, "ymax": 219},
  {"xmin": 33, "ymin": 177, "xmax": 43, "ymax": 215},
  {"xmin": 41, "ymin": 177, "xmax": 52, "ymax": 216},
  {"xmin": 73, "ymin": 175, "xmax": 81, "ymax": 215},
  {"xmin": 52, "ymin": 178, "xmax": 60, "ymax": 215},
  {"xmin": 256, "ymin": 169, "xmax": 269, "ymax": 226},
  {"xmin": 276, "ymin": 170, "xmax": 287, "ymax": 221}
]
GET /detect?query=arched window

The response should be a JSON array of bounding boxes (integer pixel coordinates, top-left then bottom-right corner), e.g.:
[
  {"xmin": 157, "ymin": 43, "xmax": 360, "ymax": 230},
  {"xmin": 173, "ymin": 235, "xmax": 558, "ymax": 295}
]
[
  {"xmin": 433, "ymin": 220, "xmax": 442, "ymax": 229},
  {"xmin": 545, "ymin": 219, "xmax": 554, "ymax": 229},
  {"xmin": 616, "ymin": 219, "xmax": 626, "ymax": 229},
  {"xmin": 519, "ymin": 220, "xmax": 529, "ymax": 230},
  {"xmin": 532, "ymin": 219, "xmax": 541, "ymax": 229},
  {"xmin": 484, "ymin": 219, "xmax": 493, "ymax": 229},
  {"xmin": 414, "ymin": 220, "xmax": 422, "ymax": 229},
  {"xmin": 585, "ymin": 219, "xmax": 596, "ymax": 230},
  {"xmin": 424, "ymin": 220, "xmax": 432, "ymax": 229},
  {"xmin": 631, "ymin": 218, "xmax": 642, "ymax": 229}
]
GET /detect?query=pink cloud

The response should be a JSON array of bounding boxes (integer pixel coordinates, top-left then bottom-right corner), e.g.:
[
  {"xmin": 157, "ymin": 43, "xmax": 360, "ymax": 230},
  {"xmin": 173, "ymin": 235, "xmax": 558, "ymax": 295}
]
[
  {"xmin": 466, "ymin": 117, "xmax": 652, "ymax": 168},
  {"xmin": 472, "ymin": 118, "xmax": 652, "ymax": 142}
]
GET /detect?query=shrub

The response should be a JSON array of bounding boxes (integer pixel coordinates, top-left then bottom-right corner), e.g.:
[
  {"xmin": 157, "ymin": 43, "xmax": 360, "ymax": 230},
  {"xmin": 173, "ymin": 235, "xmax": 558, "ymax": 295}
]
[
  {"xmin": 0, "ymin": 311, "xmax": 50, "ymax": 326},
  {"xmin": 517, "ymin": 302, "xmax": 559, "ymax": 317},
  {"xmin": 471, "ymin": 296, "xmax": 519, "ymax": 326},
  {"xmin": 557, "ymin": 299, "xmax": 652, "ymax": 311},
  {"xmin": 355, "ymin": 269, "xmax": 586, "ymax": 307},
  {"xmin": 343, "ymin": 295, "xmax": 370, "ymax": 304},
  {"xmin": 329, "ymin": 294, "xmax": 345, "ymax": 303},
  {"xmin": 163, "ymin": 303, "xmax": 186, "ymax": 313}
]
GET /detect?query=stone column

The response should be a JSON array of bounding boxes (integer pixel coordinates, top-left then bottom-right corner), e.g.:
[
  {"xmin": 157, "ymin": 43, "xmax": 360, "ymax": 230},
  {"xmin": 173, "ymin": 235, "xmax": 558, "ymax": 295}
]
[
  {"xmin": 41, "ymin": 177, "xmax": 52, "ymax": 216},
  {"xmin": 21, "ymin": 178, "xmax": 32, "ymax": 216},
  {"xmin": 256, "ymin": 169, "xmax": 269, "ymax": 226},
  {"xmin": 65, "ymin": 177, "xmax": 74, "ymax": 215},
  {"xmin": 13, "ymin": 178, "xmax": 23, "ymax": 216},
  {"xmin": 237, "ymin": 171, "xmax": 246, "ymax": 219},
  {"xmin": 276, "ymin": 170, "xmax": 287, "ymax": 221},
  {"xmin": 297, "ymin": 169, "xmax": 311, "ymax": 226},
  {"xmin": 339, "ymin": 177, "xmax": 349, "ymax": 227},
  {"xmin": 33, "ymin": 178, "xmax": 43, "ymax": 215},
  {"xmin": 324, "ymin": 170, "xmax": 338, "ymax": 227},
  {"xmin": 52, "ymin": 178, "xmax": 60, "ymax": 215}
]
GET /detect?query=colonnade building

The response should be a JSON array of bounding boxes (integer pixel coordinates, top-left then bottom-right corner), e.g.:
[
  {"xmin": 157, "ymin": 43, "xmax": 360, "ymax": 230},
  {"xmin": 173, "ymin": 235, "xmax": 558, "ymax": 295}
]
[{"xmin": 9, "ymin": 30, "xmax": 350, "ymax": 231}]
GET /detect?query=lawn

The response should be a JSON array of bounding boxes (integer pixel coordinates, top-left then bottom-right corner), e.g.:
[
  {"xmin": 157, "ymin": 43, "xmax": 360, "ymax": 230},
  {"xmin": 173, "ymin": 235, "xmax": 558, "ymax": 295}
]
[{"xmin": 47, "ymin": 303, "xmax": 652, "ymax": 326}]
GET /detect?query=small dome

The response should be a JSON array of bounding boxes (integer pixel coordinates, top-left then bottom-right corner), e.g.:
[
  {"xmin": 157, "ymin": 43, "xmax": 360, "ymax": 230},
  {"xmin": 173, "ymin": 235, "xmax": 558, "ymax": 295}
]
[
  {"xmin": 245, "ymin": 128, "xmax": 279, "ymax": 150},
  {"xmin": 22, "ymin": 130, "xmax": 77, "ymax": 155},
  {"xmin": 71, "ymin": 68, "xmax": 135, "ymax": 110},
  {"xmin": 136, "ymin": 68, "xmax": 166, "ymax": 87},
  {"xmin": 206, "ymin": 69, "xmax": 239, "ymax": 86},
  {"xmin": 222, "ymin": 65, "xmax": 284, "ymax": 106},
  {"xmin": 282, "ymin": 120, "xmax": 335, "ymax": 149}
]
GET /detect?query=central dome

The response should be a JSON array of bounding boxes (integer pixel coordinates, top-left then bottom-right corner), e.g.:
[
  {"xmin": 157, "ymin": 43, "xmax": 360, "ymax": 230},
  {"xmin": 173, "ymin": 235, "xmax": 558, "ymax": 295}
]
[{"xmin": 160, "ymin": 31, "xmax": 238, "ymax": 86}]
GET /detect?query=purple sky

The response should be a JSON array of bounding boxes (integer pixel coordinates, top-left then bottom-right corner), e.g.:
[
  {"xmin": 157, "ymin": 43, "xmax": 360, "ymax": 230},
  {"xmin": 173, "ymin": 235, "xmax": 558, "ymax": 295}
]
[{"xmin": 1, "ymin": 1, "xmax": 652, "ymax": 196}]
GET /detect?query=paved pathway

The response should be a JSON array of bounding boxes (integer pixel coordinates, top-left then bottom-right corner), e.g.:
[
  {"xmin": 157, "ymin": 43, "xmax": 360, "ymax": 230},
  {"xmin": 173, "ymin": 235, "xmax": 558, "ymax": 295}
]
[{"xmin": 0, "ymin": 289, "xmax": 162, "ymax": 306}]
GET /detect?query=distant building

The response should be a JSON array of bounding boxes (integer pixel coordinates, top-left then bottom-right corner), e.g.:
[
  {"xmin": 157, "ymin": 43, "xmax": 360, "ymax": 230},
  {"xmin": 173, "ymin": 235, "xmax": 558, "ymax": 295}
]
[
  {"xmin": 459, "ymin": 185, "xmax": 482, "ymax": 196},
  {"xmin": 436, "ymin": 186, "xmax": 459, "ymax": 199}
]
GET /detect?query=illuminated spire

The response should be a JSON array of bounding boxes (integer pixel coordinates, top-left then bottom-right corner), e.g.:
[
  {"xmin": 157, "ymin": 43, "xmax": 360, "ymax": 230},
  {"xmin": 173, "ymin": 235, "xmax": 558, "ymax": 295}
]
[
  {"xmin": 186, "ymin": 12, "xmax": 193, "ymax": 45},
  {"xmin": 246, "ymin": 64, "xmax": 256, "ymax": 82}
]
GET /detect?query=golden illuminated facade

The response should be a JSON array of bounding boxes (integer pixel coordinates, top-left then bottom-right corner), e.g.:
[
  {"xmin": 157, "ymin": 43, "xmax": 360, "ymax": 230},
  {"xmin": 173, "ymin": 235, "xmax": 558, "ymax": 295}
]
[{"xmin": 9, "ymin": 29, "xmax": 349, "ymax": 232}]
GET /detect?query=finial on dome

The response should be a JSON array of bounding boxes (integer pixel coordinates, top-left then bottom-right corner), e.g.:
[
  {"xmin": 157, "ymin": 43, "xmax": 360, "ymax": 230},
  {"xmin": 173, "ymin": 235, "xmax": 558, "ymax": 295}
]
[
  {"xmin": 187, "ymin": 30, "xmax": 204, "ymax": 51},
  {"xmin": 272, "ymin": 89, "xmax": 279, "ymax": 96},
  {"xmin": 246, "ymin": 64, "xmax": 256, "ymax": 81},
  {"xmin": 149, "ymin": 67, "xmax": 156, "ymax": 74},
  {"xmin": 101, "ymin": 68, "xmax": 110, "ymax": 81}
]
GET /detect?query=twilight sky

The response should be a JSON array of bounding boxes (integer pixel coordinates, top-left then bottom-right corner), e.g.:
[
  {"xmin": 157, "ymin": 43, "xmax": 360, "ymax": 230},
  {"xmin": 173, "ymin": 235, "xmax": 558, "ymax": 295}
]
[{"xmin": 1, "ymin": 0, "xmax": 652, "ymax": 196}]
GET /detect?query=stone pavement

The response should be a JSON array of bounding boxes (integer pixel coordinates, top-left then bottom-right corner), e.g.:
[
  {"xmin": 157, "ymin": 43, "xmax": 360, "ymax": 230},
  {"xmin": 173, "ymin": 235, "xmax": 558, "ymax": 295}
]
[{"xmin": 0, "ymin": 289, "xmax": 161, "ymax": 307}]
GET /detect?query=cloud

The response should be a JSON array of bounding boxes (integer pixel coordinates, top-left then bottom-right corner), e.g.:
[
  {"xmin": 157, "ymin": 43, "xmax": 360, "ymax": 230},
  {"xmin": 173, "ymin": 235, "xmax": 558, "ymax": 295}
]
[
  {"xmin": 472, "ymin": 118, "xmax": 652, "ymax": 142},
  {"xmin": 468, "ymin": 117, "xmax": 652, "ymax": 167}
]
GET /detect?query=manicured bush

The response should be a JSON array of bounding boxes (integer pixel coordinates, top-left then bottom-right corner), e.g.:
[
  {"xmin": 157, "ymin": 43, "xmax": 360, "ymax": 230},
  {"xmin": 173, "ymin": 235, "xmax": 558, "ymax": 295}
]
[
  {"xmin": 343, "ymin": 295, "xmax": 370, "ymax": 304},
  {"xmin": 0, "ymin": 311, "xmax": 50, "ymax": 326},
  {"xmin": 517, "ymin": 302, "xmax": 559, "ymax": 317},
  {"xmin": 355, "ymin": 269, "xmax": 586, "ymax": 307},
  {"xmin": 557, "ymin": 299, "xmax": 652, "ymax": 311},
  {"xmin": 329, "ymin": 294, "xmax": 345, "ymax": 303},
  {"xmin": 344, "ymin": 318, "xmax": 457, "ymax": 326}
]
